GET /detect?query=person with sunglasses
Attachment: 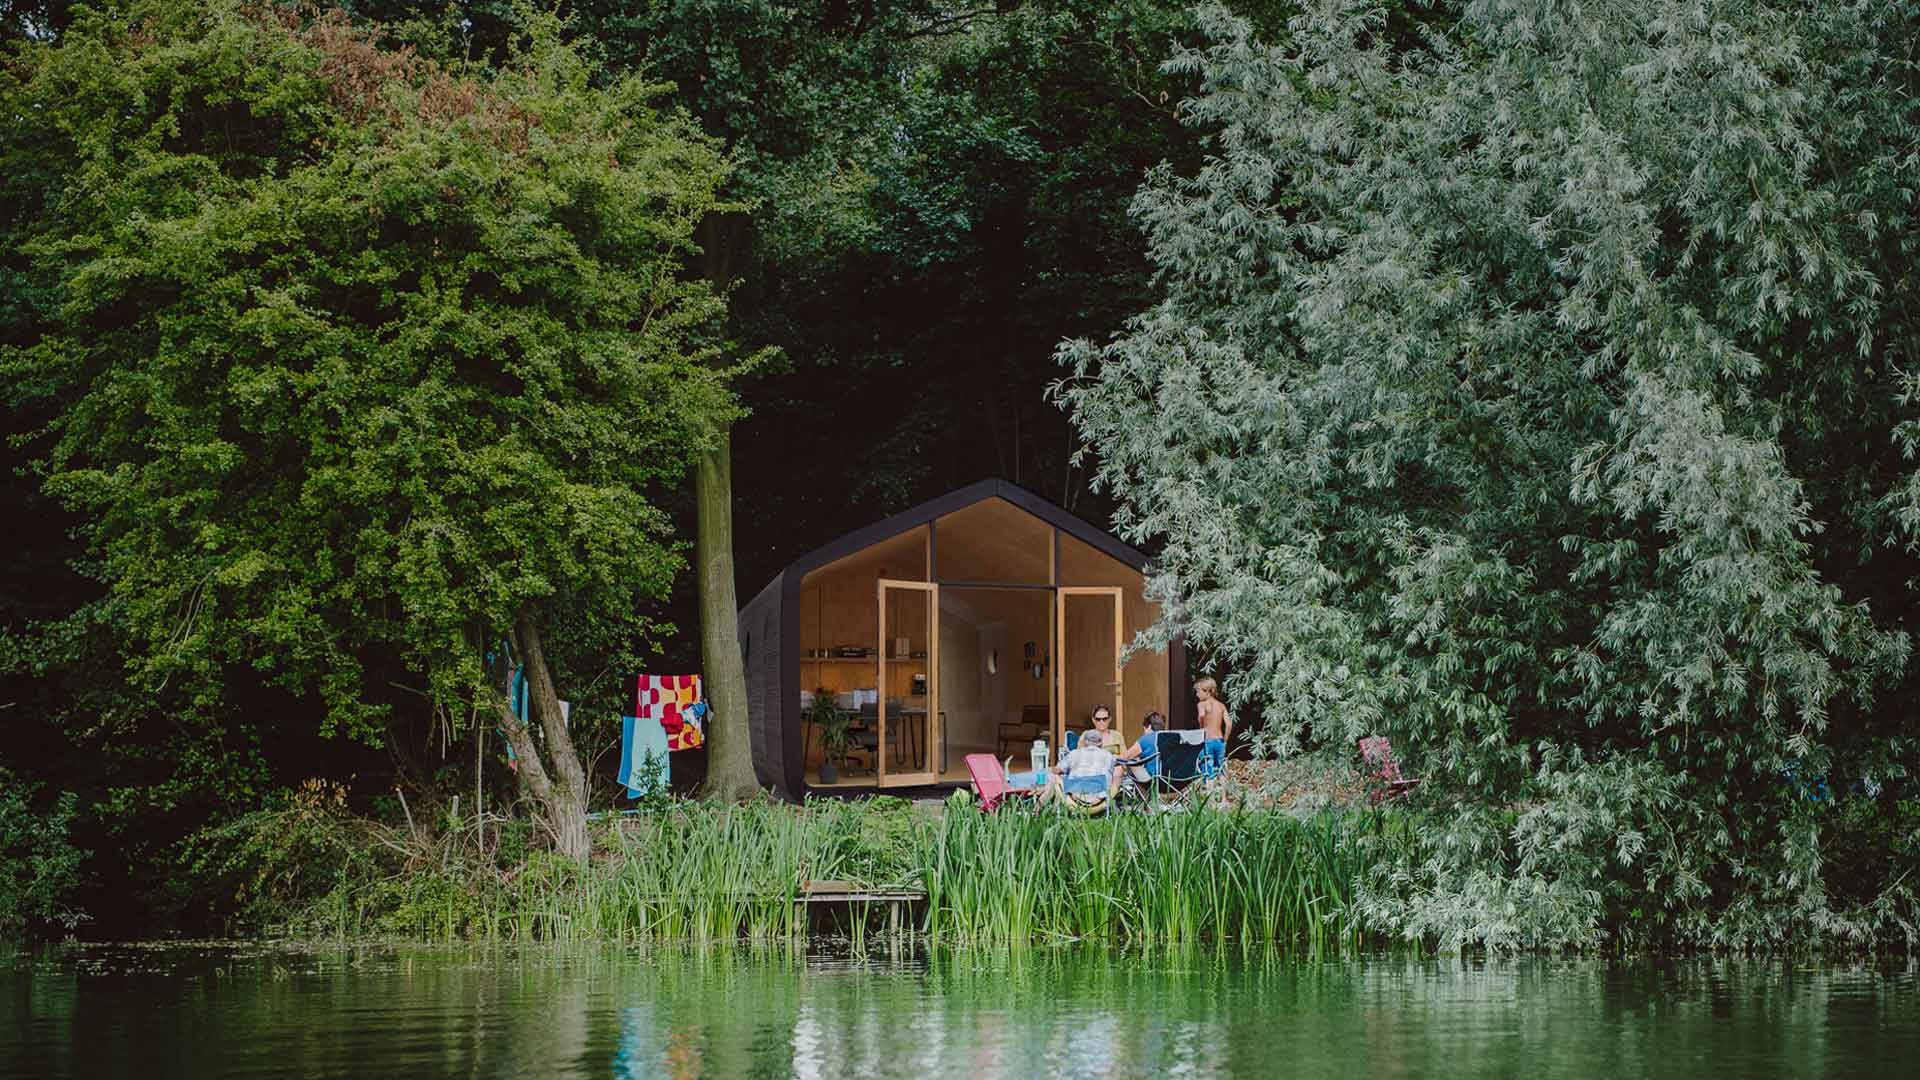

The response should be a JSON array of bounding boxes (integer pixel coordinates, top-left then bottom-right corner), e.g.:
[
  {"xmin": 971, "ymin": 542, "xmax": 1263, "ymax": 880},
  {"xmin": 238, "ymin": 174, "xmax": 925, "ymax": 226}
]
[{"xmin": 1084, "ymin": 705, "xmax": 1116, "ymax": 752}]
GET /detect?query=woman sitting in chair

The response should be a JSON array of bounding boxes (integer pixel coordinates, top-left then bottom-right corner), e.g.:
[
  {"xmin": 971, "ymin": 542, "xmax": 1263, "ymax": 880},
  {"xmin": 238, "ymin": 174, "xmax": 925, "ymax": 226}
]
[{"xmin": 1084, "ymin": 705, "xmax": 1116, "ymax": 751}]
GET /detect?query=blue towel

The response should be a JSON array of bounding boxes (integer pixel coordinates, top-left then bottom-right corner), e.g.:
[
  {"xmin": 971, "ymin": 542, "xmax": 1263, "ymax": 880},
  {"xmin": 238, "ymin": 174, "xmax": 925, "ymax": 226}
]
[
  {"xmin": 499, "ymin": 665, "xmax": 532, "ymax": 768},
  {"xmin": 1063, "ymin": 775, "xmax": 1109, "ymax": 797},
  {"xmin": 618, "ymin": 715, "xmax": 670, "ymax": 798}
]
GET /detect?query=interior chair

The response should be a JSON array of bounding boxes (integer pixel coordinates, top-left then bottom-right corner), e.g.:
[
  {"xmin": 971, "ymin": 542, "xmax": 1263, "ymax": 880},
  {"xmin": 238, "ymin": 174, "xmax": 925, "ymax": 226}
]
[
  {"xmin": 840, "ymin": 702, "xmax": 880, "ymax": 776},
  {"xmin": 996, "ymin": 703, "xmax": 1048, "ymax": 756}
]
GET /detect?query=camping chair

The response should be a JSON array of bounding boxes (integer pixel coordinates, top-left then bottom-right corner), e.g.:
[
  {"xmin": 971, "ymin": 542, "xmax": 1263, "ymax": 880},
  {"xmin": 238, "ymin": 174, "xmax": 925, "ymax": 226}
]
[
  {"xmin": 1357, "ymin": 735, "xmax": 1421, "ymax": 803},
  {"xmin": 1109, "ymin": 733, "xmax": 1160, "ymax": 811},
  {"xmin": 1057, "ymin": 770, "xmax": 1117, "ymax": 815},
  {"xmin": 965, "ymin": 753, "xmax": 1039, "ymax": 813},
  {"xmin": 1118, "ymin": 731, "xmax": 1208, "ymax": 810}
]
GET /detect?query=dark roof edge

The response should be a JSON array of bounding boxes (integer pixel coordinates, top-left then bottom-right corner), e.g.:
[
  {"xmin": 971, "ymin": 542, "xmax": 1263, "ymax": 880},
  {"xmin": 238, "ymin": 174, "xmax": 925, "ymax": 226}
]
[
  {"xmin": 739, "ymin": 567, "xmax": 785, "ymax": 619},
  {"xmin": 745, "ymin": 479, "xmax": 1148, "ymax": 597}
]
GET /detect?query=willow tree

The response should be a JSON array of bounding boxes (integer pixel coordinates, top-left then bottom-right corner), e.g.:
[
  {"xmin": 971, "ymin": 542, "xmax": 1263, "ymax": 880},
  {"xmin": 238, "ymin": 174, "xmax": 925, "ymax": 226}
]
[
  {"xmin": 0, "ymin": 1, "xmax": 734, "ymax": 857},
  {"xmin": 1058, "ymin": 0, "xmax": 1920, "ymax": 949}
]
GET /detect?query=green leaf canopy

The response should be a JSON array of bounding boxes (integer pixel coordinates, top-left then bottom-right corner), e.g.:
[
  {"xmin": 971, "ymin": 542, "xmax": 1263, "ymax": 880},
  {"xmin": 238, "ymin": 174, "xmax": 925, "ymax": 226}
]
[
  {"xmin": 2, "ymin": 1, "xmax": 735, "ymax": 739},
  {"xmin": 1058, "ymin": 0, "xmax": 1920, "ymax": 949}
]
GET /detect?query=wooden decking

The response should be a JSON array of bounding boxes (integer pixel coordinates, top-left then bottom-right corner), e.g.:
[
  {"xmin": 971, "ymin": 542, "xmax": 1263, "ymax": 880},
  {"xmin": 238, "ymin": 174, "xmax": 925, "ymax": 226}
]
[{"xmin": 798, "ymin": 880, "xmax": 925, "ymax": 934}]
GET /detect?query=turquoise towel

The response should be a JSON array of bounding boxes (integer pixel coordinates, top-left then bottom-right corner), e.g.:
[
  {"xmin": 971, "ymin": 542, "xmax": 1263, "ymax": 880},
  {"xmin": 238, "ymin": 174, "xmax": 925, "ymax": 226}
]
[{"xmin": 619, "ymin": 715, "xmax": 670, "ymax": 798}]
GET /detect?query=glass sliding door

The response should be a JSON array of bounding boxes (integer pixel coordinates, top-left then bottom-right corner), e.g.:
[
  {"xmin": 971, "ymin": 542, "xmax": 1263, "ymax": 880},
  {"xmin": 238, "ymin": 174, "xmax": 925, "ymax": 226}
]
[{"xmin": 877, "ymin": 579, "xmax": 939, "ymax": 786}]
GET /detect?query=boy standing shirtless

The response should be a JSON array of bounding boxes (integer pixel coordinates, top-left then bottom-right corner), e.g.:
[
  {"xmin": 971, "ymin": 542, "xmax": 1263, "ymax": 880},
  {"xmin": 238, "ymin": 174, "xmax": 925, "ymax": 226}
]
[{"xmin": 1195, "ymin": 677, "xmax": 1232, "ymax": 781}]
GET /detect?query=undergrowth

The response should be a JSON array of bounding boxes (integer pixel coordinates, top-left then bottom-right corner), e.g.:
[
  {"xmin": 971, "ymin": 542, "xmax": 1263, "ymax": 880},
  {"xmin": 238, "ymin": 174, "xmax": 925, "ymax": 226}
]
[{"xmin": 184, "ymin": 784, "xmax": 1400, "ymax": 949}]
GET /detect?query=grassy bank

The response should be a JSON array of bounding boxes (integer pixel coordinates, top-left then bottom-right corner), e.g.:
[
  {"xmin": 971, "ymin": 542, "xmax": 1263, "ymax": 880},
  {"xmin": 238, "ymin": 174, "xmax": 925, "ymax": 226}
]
[{"xmin": 197, "ymin": 787, "xmax": 1408, "ymax": 950}]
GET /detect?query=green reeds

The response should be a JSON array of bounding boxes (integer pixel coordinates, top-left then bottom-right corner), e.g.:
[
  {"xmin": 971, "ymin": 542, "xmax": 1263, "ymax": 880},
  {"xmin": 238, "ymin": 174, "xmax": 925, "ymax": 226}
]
[
  {"xmin": 920, "ymin": 807, "xmax": 1379, "ymax": 952},
  {"xmin": 300, "ymin": 798, "xmax": 1403, "ymax": 951}
]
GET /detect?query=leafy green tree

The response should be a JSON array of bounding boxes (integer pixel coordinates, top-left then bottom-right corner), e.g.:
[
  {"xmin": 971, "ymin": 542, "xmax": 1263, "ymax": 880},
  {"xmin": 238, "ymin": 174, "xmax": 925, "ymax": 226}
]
[
  {"xmin": 0, "ymin": 767, "xmax": 89, "ymax": 936},
  {"xmin": 1059, "ymin": 0, "xmax": 1920, "ymax": 949},
  {"xmin": 1, "ymin": 0, "xmax": 733, "ymax": 856},
  {"xmin": 337, "ymin": 1, "xmax": 949, "ymax": 800}
]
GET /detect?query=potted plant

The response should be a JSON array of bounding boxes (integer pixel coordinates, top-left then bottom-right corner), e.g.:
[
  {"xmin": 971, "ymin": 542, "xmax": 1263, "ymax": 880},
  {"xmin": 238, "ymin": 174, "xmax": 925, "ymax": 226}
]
[{"xmin": 810, "ymin": 689, "xmax": 851, "ymax": 783}]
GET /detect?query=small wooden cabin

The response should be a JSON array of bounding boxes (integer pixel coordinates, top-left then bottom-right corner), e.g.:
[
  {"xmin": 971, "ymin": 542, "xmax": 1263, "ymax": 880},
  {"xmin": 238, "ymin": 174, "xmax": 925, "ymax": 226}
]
[{"xmin": 736, "ymin": 480, "xmax": 1188, "ymax": 798}]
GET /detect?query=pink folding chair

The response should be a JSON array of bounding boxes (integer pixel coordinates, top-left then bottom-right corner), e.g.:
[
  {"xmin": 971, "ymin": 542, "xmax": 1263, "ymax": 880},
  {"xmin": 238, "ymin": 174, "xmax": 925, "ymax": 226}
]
[
  {"xmin": 1357, "ymin": 736, "xmax": 1422, "ymax": 803},
  {"xmin": 965, "ymin": 753, "xmax": 1038, "ymax": 812}
]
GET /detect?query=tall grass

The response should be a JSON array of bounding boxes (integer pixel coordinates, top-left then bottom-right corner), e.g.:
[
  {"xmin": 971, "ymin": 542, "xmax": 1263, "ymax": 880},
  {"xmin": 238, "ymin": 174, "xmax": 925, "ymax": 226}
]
[
  {"xmin": 921, "ymin": 808, "xmax": 1395, "ymax": 952},
  {"xmin": 293, "ymin": 798, "xmax": 1408, "ymax": 951}
]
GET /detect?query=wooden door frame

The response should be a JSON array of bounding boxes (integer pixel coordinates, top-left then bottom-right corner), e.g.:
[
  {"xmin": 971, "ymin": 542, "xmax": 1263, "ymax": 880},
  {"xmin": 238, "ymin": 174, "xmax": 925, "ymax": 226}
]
[
  {"xmin": 876, "ymin": 579, "xmax": 939, "ymax": 787},
  {"xmin": 1055, "ymin": 587, "xmax": 1125, "ymax": 750}
]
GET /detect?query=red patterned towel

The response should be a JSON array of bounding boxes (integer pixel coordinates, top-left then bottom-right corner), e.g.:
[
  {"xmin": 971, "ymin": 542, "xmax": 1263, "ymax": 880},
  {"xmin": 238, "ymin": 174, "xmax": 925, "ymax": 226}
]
[{"xmin": 636, "ymin": 674, "xmax": 704, "ymax": 750}]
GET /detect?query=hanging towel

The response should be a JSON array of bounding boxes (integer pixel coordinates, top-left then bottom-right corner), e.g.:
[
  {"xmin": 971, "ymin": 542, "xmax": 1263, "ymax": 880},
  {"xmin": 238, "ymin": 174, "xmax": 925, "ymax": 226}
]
[
  {"xmin": 635, "ymin": 674, "xmax": 704, "ymax": 750},
  {"xmin": 634, "ymin": 674, "xmax": 702, "ymax": 728},
  {"xmin": 671, "ymin": 700, "xmax": 707, "ymax": 752},
  {"xmin": 500, "ymin": 660, "xmax": 568, "ymax": 772},
  {"xmin": 619, "ymin": 715, "xmax": 671, "ymax": 798},
  {"xmin": 501, "ymin": 664, "xmax": 530, "ymax": 771},
  {"xmin": 1176, "ymin": 728, "xmax": 1207, "ymax": 745}
]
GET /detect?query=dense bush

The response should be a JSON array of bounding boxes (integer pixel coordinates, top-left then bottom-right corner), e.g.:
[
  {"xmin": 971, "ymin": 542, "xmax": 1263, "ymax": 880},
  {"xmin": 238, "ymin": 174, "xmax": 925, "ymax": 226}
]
[
  {"xmin": 0, "ymin": 767, "xmax": 89, "ymax": 936},
  {"xmin": 1821, "ymin": 793, "xmax": 1920, "ymax": 910},
  {"xmin": 168, "ymin": 779, "xmax": 378, "ymax": 935}
]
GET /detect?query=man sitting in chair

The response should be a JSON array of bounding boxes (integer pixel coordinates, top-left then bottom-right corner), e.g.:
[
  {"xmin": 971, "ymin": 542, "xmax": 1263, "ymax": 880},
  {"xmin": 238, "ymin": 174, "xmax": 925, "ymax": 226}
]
[{"xmin": 1045, "ymin": 728, "xmax": 1118, "ymax": 805}]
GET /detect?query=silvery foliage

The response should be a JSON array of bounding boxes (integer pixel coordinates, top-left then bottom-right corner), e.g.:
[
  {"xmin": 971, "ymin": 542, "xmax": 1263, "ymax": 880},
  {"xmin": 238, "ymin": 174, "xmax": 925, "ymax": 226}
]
[{"xmin": 1056, "ymin": 0, "xmax": 1919, "ymax": 949}]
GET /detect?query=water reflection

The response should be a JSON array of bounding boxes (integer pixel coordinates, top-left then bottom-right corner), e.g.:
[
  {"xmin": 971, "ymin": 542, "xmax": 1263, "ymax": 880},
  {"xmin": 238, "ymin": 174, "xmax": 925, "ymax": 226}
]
[{"xmin": 2, "ymin": 944, "xmax": 1915, "ymax": 1079}]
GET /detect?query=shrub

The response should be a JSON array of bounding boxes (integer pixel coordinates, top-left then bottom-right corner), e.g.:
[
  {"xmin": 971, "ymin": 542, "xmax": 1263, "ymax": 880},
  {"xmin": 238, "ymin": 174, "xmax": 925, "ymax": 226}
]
[
  {"xmin": 0, "ymin": 767, "xmax": 89, "ymax": 936},
  {"xmin": 172, "ymin": 779, "xmax": 376, "ymax": 934}
]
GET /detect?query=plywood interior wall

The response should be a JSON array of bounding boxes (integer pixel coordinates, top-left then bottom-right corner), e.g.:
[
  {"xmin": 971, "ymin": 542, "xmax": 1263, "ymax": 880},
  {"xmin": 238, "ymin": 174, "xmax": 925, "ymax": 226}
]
[
  {"xmin": 933, "ymin": 498, "xmax": 1052, "ymax": 583},
  {"xmin": 798, "ymin": 526, "xmax": 928, "ymax": 701},
  {"xmin": 937, "ymin": 588, "xmax": 1050, "ymax": 757},
  {"xmin": 1060, "ymin": 533, "xmax": 1170, "ymax": 729}
]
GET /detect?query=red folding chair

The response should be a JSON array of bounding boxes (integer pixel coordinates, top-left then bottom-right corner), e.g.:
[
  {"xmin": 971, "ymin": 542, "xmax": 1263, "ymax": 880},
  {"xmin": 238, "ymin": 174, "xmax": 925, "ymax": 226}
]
[
  {"xmin": 965, "ymin": 753, "xmax": 1039, "ymax": 812},
  {"xmin": 1358, "ymin": 736, "xmax": 1422, "ymax": 803}
]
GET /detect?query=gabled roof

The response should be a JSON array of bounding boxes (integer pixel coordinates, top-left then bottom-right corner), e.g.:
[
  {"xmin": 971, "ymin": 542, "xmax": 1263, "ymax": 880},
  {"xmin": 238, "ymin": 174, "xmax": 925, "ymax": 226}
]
[{"xmin": 780, "ymin": 478, "xmax": 1148, "ymax": 584}]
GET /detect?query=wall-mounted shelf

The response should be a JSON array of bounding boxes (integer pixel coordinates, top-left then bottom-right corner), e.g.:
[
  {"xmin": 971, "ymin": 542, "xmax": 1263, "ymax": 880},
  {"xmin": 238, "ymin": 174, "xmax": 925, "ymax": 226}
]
[{"xmin": 803, "ymin": 656, "xmax": 926, "ymax": 664}]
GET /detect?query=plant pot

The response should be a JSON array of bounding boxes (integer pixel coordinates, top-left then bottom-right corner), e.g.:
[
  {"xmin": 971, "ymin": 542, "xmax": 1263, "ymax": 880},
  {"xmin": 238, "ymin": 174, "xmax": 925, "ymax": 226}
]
[{"xmin": 819, "ymin": 761, "xmax": 839, "ymax": 784}]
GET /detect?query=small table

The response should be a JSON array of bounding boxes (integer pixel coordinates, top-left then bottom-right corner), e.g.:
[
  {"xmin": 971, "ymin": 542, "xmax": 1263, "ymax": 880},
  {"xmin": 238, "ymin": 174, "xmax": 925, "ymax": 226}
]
[
  {"xmin": 891, "ymin": 706, "xmax": 928, "ymax": 766},
  {"xmin": 1004, "ymin": 770, "xmax": 1049, "ymax": 790}
]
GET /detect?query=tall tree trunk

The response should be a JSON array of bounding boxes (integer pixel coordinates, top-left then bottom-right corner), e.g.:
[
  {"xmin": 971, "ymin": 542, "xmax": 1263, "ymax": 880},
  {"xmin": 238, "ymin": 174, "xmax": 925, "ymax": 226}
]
[
  {"xmin": 492, "ymin": 609, "xmax": 591, "ymax": 859},
  {"xmin": 697, "ymin": 426, "xmax": 761, "ymax": 801}
]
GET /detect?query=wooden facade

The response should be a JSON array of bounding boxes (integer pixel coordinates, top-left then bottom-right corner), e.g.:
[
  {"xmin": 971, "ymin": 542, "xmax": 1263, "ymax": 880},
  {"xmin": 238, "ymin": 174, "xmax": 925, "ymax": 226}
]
[{"xmin": 736, "ymin": 480, "xmax": 1188, "ymax": 798}]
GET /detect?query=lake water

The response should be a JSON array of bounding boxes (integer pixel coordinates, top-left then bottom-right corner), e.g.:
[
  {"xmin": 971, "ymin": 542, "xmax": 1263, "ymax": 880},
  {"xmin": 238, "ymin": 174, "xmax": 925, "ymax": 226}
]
[{"xmin": 3, "ymin": 944, "xmax": 1915, "ymax": 1078}]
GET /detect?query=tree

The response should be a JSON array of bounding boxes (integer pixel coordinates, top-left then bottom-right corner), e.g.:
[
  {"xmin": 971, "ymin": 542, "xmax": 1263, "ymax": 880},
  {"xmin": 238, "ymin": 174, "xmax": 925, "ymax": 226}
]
[
  {"xmin": 1058, "ymin": 0, "xmax": 1920, "ymax": 949},
  {"xmin": 0, "ymin": 0, "xmax": 734, "ymax": 858},
  {"xmin": 693, "ymin": 430, "xmax": 760, "ymax": 801},
  {"xmin": 318, "ymin": 3, "xmax": 1239, "ymax": 799}
]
